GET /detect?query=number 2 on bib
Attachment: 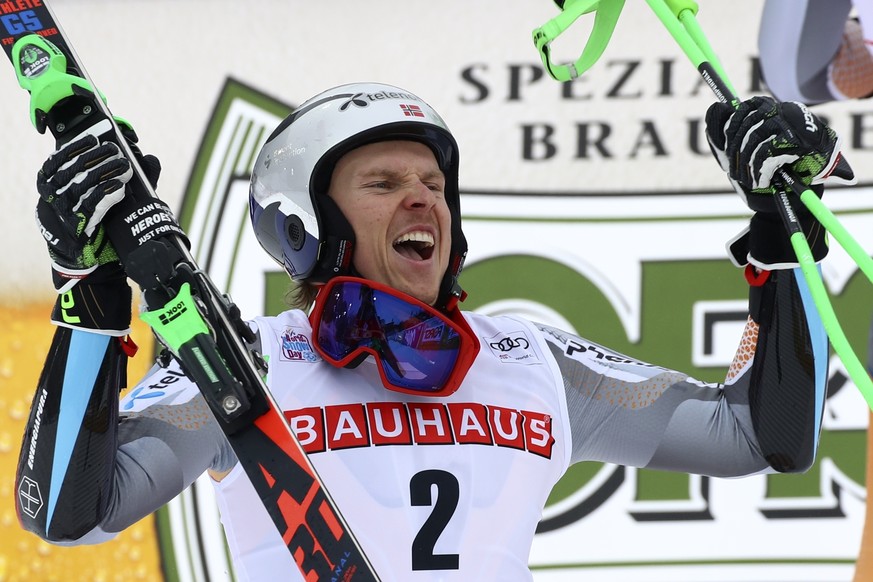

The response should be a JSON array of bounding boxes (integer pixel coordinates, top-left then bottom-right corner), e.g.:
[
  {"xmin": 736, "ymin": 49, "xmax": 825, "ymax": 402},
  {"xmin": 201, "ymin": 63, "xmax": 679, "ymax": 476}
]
[{"xmin": 410, "ymin": 469, "xmax": 460, "ymax": 571}]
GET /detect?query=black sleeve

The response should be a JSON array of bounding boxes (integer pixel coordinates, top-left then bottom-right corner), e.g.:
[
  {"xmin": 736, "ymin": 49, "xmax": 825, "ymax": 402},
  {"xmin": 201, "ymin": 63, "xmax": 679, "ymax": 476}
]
[
  {"xmin": 747, "ymin": 267, "xmax": 828, "ymax": 473},
  {"xmin": 15, "ymin": 326, "xmax": 127, "ymax": 541},
  {"xmin": 16, "ymin": 315, "xmax": 241, "ymax": 545}
]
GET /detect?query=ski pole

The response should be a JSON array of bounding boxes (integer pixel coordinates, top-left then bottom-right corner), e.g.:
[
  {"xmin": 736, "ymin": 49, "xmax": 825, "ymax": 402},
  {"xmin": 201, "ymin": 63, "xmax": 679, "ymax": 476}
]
[
  {"xmin": 531, "ymin": 0, "xmax": 873, "ymax": 407},
  {"xmin": 648, "ymin": 0, "xmax": 872, "ymax": 276},
  {"xmin": 645, "ymin": 0, "xmax": 873, "ymax": 408}
]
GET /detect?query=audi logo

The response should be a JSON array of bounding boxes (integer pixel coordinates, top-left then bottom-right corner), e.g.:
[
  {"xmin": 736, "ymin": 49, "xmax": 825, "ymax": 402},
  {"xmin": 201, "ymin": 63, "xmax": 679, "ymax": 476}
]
[{"xmin": 490, "ymin": 336, "xmax": 530, "ymax": 352}]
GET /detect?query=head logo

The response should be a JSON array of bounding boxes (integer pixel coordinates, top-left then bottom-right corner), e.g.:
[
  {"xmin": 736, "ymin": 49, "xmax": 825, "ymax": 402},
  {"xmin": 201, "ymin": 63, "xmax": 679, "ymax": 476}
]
[{"xmin": 18, "ymin": 476, "xmax": 43, "ymax": 519}]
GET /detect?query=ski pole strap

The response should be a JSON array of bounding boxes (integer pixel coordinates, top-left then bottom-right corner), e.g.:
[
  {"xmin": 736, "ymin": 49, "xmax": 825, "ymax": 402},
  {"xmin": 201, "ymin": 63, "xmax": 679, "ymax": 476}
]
[{"xmin": 532, "ymin": 0, "xmax": 626, "ymax": 81}]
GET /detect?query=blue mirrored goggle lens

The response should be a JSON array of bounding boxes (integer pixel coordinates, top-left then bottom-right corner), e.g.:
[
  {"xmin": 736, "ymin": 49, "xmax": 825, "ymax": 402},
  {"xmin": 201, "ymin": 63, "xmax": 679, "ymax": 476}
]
[{"xmin": 317, "ymin": 282, "xmax": 461, "ymax": 391}]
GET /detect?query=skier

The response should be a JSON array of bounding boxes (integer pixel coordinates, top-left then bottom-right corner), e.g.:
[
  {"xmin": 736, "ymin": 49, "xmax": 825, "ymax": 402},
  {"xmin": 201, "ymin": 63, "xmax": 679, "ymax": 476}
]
[
  {"xmin": 759, "ymin": 0, "xmax": 873, "ymax": 103},
  {"xmin": 15, "ymin": 81, "xmax": 852, "ymax": 580}
]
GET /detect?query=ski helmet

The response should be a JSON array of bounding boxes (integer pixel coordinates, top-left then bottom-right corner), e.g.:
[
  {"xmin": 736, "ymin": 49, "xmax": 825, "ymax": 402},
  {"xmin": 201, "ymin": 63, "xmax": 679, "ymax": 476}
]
[{"xmin": 249, "ymin": 82, "xmax": 467, "ymax": 309}]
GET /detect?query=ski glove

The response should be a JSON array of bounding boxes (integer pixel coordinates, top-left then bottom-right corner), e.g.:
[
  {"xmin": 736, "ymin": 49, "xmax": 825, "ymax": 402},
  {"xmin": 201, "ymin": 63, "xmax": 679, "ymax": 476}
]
[
  {"xmin": 37, "ymin": 125, "xmax": 161, "ymax": 334},
  {"xmin": 705, "ymin": 95, "xmax": 854, "ymax": 202},
  {"xmin": 705, "ymin": 96, "xmax": 856, "ymax": 269},
  {"xmin": 35, "ymin": 128, "xmax": 161, "ymax": 281}
]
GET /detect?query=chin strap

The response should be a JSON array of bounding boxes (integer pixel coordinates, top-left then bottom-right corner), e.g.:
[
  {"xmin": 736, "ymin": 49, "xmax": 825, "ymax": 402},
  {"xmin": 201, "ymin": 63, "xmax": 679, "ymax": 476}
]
[{"xmin": 435, "ymin": 249, "xmax": 468, "ymax": 313}]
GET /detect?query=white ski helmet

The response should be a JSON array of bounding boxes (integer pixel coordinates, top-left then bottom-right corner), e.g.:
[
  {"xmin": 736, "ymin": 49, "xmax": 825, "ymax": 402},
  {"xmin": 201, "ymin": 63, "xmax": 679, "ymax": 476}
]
[{"xmin": 249, "ymin": 82, "xmax": 467, "ymax": 309}]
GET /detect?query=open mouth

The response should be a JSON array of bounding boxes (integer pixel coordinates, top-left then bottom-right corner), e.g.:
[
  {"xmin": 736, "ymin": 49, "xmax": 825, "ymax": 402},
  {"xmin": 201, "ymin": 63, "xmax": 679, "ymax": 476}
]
[{"xmin": 393, "ymin": 231, "xmax": 435, "ymax": 261}]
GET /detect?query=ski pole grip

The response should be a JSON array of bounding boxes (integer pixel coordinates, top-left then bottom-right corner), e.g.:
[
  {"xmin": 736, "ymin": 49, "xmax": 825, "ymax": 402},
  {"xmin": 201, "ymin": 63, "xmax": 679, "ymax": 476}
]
[{"xmin": 663, "ymin": 0, "xmax": 698, "ymax": 18}]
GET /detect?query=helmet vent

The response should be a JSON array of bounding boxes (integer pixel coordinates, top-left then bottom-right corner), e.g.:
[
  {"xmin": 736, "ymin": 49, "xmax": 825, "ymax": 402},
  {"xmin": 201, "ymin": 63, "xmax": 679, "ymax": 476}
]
[{"xmin": 287, "ymin": 215, "xmax": 306, "ymax": 251}]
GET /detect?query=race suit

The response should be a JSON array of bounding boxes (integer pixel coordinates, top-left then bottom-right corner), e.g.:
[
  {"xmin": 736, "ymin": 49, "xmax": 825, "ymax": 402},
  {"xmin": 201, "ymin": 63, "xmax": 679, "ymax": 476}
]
[{"xmin": 15, "ymin": 267, "xmax": 827, "ymax": 581}]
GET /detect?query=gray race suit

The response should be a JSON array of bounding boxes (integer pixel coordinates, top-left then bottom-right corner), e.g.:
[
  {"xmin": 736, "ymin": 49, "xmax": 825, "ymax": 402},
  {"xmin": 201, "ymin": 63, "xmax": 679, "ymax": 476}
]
[{"xmin": 14, "ymin": 265, "xmax": 827, "ymax": 559}]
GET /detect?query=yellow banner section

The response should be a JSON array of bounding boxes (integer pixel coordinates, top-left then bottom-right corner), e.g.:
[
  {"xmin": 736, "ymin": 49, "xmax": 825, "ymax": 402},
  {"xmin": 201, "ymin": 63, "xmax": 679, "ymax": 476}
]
[{"xmin": 0, "ymin": 301, "xmax": 163, "ymax": 581}]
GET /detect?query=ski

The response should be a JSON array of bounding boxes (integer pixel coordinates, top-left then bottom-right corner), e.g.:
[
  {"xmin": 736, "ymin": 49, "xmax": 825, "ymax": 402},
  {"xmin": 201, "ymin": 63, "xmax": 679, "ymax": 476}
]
[{"xmin": 2, "ymin": 4, "xmax": 379, "ymax": 580}]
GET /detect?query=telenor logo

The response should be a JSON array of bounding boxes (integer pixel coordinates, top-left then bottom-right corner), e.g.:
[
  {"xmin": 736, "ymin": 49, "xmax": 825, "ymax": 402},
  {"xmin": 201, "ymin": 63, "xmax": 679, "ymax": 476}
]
[
  {"xmin": 339, "ymin": 92, "xmax": 370, "ymax": 110},
  {"xmin": 338, "ymin": 90, "xmax": 421, "ymax": 111}
]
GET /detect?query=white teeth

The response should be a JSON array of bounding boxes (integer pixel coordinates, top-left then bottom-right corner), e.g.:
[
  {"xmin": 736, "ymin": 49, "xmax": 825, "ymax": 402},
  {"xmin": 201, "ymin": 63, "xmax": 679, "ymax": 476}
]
[{"xmin": 394, "ymin": 231, "xmax": 434, "ymax": 246}]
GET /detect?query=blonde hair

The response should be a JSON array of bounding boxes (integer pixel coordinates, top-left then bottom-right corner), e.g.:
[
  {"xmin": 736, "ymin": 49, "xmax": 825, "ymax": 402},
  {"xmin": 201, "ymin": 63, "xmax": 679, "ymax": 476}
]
[{"xmin": 287, "ymin": 280, "xmax": 320, "ymax": 312}]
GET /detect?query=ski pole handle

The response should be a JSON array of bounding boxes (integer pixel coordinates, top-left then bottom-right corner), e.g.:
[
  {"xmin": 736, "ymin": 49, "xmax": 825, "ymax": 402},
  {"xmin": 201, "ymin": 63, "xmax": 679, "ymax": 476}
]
[
  {"xmin": 645, "ymin": 0, "xmax": 873, "ymax": 407},
  {"xmin": 533, "ymin": 0, "xmax": 626, "ymax": 81},
  {"xmin": 657, "ymin": 0, "xmax": 873, "ymax": 293}
]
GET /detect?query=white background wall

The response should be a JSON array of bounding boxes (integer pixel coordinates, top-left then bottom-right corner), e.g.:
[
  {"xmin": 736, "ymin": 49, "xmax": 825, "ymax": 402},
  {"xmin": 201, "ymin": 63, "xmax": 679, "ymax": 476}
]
[{"xmin": 5, "ymin": 0, "xmax": 870, "ymax": 298}]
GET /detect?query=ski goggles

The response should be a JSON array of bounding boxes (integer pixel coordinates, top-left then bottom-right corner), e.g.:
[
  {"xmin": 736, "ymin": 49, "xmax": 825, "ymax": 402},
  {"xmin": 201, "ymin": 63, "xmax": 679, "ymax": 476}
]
[{"xmin": 309, "ymin": 277, "xmax": 479, "ymax": 396}]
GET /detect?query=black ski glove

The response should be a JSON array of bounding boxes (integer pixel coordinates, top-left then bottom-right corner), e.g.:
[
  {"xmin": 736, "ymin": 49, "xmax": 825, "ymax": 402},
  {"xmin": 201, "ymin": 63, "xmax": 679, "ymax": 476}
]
[
  {"xmin": 35, "ymin": 124, "xmax": 161, "ymax": 288},
  {"xmin": 36, "ymin": 124, "xmax": 161, "ymax": 334},
  {"xmin": 705, "ymin": 96, "xmax": 855, "ymax": 269}
]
